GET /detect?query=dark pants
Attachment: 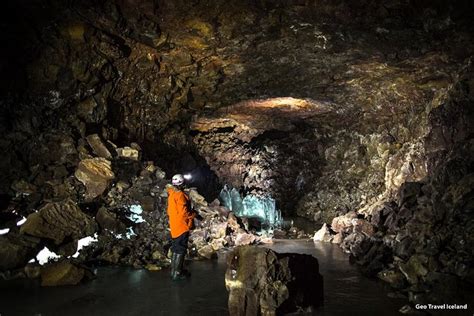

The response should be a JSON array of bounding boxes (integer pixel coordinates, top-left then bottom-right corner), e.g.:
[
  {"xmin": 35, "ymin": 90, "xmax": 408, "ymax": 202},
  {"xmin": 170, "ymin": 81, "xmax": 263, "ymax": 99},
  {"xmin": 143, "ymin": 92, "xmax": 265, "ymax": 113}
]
[{"xmin": 171, "ymin": 231, "xmax": 189, "ymax": 255}]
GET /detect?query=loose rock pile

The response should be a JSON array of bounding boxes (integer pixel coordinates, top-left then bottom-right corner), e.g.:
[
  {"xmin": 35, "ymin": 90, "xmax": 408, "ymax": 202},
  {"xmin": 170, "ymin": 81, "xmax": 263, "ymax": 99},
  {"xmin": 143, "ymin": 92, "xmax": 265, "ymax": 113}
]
[{"xmin": 0, "ymin": 132, "xmax": 264, "ymax": 285}]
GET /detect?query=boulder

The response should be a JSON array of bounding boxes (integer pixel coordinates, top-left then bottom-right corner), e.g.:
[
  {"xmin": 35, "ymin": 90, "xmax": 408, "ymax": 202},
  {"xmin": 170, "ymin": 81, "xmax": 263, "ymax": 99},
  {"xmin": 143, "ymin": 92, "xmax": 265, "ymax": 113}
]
[
  {"xmin": 24, "ymin": 264, "xmax": 41, "ymax": 279},
  {"xmin": 116, "ymin": 146, "xmax": 139, "ymax": 160},
  {"xmin": 0, "ymin": 235, "xmax": 39, "ymax": 270},
  {"xmin": 225, "ymin": 246, "xmax": 323, "ymax": 315},
  {"xmin": 187, "ymin": 188, "xmax": 208, "ymax": 209},
  {"xmin": 377, "ymin": 269, "xmax": 406, "ymax": 289},
  {"xmin": 95, "ymin": 207, "xmax": 126, "ymax": 232},
  {"xmin": 332, "ymin": 232, "xmax": 344, "ymax": 244},
  {"xmin": 86, "ymin": 134, "xmax": 112, "ymax": 159},
  {"xmin": 75, "ymin": 157, "xmax": 115, "ymax": 199},
  {"xmin": 352, "ymin": 219, "xmax": 376, "ymax": 237},
  {"xmin": 198, "ymin": 244, "xmax": 216, "ymax": 259},
  {"xmin": 20, "ymin": 199, "xmax": 97, "ymax": 245},
  {"xmin": 340, "ymin": 232, "xmax": 370, "ymax": 257},
  {"xmin": 331, "ymin": 211, "xmax": 357, "ymax": 233},
  {"xmin": 398, "ymin": 255, "xmax": 429, "ymax": 284},
  {"xmin": 41, "ymin": 261, "xmax": 85, "ymax": 286},
  {"xmin": 234, "ymin": 233, "xmax": 257, "ymax": 246},
  {"xmin": 313, "ymin": 223, "xmax": 333, "ymax": 242},
  {"xmin": 145, "ymin": 264, "xmax": 161, "ymax": 271},
  {"xmin": 100, "ymin": 245, "xmax": 127, "ymax": 264}
]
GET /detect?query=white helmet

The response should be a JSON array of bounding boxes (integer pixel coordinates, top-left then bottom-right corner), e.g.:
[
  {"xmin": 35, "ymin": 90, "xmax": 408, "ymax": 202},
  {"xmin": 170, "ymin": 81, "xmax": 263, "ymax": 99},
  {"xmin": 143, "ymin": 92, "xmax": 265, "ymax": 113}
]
[{"xmin": 172, "ymin": 174, "xmax": 184, "ymax": 186}]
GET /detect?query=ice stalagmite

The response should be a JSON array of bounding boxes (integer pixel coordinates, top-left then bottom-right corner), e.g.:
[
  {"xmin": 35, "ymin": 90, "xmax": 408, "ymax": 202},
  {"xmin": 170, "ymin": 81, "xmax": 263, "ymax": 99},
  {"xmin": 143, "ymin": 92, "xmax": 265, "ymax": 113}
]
[{"xmin": 219, "ymin": 185, "xmax": 282, "ymax": 229}]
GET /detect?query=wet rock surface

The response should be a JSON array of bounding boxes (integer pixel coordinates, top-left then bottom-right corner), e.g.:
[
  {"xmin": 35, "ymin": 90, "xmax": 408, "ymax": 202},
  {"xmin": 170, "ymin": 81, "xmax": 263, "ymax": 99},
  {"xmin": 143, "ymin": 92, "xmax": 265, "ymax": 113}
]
[
  {"xmin": 40, "ymin": 261, "xmax": 88, "ymax": 287},
  {"xmin": 225, "ymin": 245, "xmax": 323, "ymax": 315},
  {"xmin": 20, "ymin": 200, "xmax": 97, "ymax": 246}
]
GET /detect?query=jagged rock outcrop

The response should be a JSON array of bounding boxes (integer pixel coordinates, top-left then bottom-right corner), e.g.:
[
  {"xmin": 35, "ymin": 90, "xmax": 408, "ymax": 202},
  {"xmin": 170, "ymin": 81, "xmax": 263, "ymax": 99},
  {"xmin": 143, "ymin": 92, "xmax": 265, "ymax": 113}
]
[
  {"xmin": 75, "ymin": 158, "xmax": 115, "ymax": 200},
  {"xmin": 0, "ymin": 234, "xmax": 41, "ymax": 270},
  {"xmin": 313, "ymin": 59, "xmax": 474, "ymax": 306},
  {"xmin": 20, "ymin": 199, "xmax": 98, "ymax": 246},
  {"xmin": 225, "ymin": 246, "xmax": 323, "ymax": 315}
]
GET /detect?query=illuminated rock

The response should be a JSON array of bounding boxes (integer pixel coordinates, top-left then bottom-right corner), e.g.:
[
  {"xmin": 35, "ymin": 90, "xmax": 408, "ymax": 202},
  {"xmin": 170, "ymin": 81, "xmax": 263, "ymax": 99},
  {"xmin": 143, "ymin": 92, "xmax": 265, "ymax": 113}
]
[
  {"xmin": 40, "ymin": 261, "xmax": 85, "ymax": 286},
  {"xmin": 20, "ymin": 199, "xmax": 97, "ymax": 245},
  {"xmin": 116, "ymin": 146, "xmax": 139, "ymax": 160},
  {"xmin": 226, "ymin": 246, "xmax": 323, "ymax": 315},
  {"xmin": 313, "ymin": 223, "xmax": 332, "ymax": 242},
  {"xmin": 86, "ymin": 134, "xmax": 112, "ymax": 159},
  {"xmin": 75, "ymin": 158, "xmax": 115, "ymax": 200},
  {"xmin": 330, "ymin": 211, "xmax": 357, "ymax": 234}
]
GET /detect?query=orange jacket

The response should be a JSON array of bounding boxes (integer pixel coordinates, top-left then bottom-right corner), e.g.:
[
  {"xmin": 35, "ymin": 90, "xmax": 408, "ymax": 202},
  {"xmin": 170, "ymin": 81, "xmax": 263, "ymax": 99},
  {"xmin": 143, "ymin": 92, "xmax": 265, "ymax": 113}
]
[{"xmin": 167, "ymin": 186, "xmax": 195, "ymax": 238}]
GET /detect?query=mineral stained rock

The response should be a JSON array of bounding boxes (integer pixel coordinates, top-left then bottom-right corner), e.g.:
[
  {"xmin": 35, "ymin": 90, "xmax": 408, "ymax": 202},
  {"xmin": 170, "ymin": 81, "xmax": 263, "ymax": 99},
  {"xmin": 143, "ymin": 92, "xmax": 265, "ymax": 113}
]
[
  {"xmin": 75, "ymin": 157, "xmax": 115, "ymax": 200},
  {"xmin": 225, "ymin": 246, "xmax": 323, "ymax": 315},
  {"xmin": 116, "ymin": 147, "xmax": 140, "ymax": 160},
  {"xmin": 40, "ymin": 261, "xmax": 86, "ymax": 286},
  {"xmin": 20, "ymin": 199, "xmax": 97, "ymax": 245},
  {"xmin": 86, "ymin": 134, "xmax": 112, "ymax": 159}
]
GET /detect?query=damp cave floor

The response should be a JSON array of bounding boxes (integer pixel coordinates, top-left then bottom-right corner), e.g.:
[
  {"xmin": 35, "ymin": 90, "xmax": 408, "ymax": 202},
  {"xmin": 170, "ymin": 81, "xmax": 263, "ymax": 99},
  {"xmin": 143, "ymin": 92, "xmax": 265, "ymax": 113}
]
[{"xmin": 0, "ymin": 240, "xmax": 418, "ymax": 316}]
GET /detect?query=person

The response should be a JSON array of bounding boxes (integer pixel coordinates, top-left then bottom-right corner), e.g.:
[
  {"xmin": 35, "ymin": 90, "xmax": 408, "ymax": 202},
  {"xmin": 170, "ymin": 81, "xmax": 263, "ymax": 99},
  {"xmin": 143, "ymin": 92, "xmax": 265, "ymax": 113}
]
[{"xmin": 167, "ymin": 174, "xmax": 195, "ymax": 280}]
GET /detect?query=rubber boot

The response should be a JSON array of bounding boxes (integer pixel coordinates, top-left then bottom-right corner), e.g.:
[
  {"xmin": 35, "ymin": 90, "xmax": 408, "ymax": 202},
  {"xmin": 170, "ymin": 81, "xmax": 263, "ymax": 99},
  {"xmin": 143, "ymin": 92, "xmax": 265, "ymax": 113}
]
[
  {"xmin": 177, "ymin": 253, "xmax": 191, "ymax": 277},
  {"xmin": 171, "ymin": 253, "xmax": 187, "ymax": 281},
  {"xmin": 170, "ymin": 252, "xmax": 176, "ymax": 279}
]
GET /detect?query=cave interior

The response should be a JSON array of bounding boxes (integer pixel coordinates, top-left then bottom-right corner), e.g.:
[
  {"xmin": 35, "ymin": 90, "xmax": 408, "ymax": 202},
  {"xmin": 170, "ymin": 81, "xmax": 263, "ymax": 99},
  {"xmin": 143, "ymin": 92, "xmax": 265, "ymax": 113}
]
[{"xmin": 0, "ymin": 0, "xmax": 473, "ymax": 315}]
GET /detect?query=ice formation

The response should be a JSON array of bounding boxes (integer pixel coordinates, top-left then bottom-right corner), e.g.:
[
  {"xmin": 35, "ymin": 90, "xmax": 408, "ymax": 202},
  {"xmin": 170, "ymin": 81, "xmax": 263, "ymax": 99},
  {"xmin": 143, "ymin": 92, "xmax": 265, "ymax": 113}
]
[
  {"xmin": 0, "ymin": 228, "xmax": 10, "ymax": 235},
  {"xmin": 219, "ymin": 185, "xmax": 282, "ymax": 228},
  {"xmin": 127, "ymin": 204, "xmax": 146, "ymax": 223},
  {"xmin": 72, "ymin": 233, "xmax": 98, "ymax": 258},
  {"xmin": 36, "ymin": 247, "xmax": 61, "ymax": 265},
  {"xmin": 110, "ymin": 227, "xmax": 137, "ymax": 240},
  {"xmin": 126, "ymin": 227, "xmax": 137, "ymax": 238},
  {"xmin": 16, "ymin": 216, "xmax": 27, "ymax": 226}
]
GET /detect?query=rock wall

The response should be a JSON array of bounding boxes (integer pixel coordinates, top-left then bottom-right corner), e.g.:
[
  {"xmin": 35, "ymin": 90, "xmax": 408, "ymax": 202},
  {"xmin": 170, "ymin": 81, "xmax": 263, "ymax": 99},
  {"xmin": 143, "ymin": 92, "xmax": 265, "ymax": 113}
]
[
  {"xmin": 225, "ymin": 245, "xmax": 323, "ymax": 315},
  {"xmin": 313, "ymin": 59, "xmax": 474, "ymax": 308},
  {"xmin": 1, "ymin": 0, "xmax": 473, "ymax": 200}
]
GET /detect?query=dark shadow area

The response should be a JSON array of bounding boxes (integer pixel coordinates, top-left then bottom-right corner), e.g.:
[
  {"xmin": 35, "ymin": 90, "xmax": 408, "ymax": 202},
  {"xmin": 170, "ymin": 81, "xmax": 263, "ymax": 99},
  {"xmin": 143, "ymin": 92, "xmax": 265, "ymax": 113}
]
[{"xmin": 140, "ymin": 137, "xmax": 222, "ymax": 202}]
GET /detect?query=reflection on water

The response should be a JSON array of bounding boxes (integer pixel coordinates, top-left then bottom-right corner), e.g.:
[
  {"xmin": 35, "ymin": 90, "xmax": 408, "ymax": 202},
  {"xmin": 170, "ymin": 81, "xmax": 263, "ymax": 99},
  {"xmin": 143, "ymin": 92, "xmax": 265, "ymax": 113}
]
[
  {"xmin": 0, "ymin": 241, "xmax": 410, "ymax": 316},
  {"xmin": 264, "ymin": 240, "xmax": 408, "ymax": 315}
]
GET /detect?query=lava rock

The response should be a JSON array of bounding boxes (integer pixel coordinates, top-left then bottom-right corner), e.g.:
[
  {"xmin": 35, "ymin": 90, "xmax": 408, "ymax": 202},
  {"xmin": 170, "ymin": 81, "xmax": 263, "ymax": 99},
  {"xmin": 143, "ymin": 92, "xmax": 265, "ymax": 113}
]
[
  {"xmin": 86, "ymin": 134, "xmax": 112, "ymax": 159},
  {"xmin": 40, "ymin": 261, "xmax": 86, "ymax": 286},
  {"xmin": 0, "ymin": 235, "xmax": 40, "ymax": 270},
  {"xmin": 234, "ymin": 233, "xmax": 257, "ymax": 246},
  {"xmin": 331, "ymin": 211, "xmax": 357, "ymax": 234},
  {"xmin": 225, "ymin": 246, "xmax": 323, "ymax": 315},
  {"xmin": 313, "ymin": 223, "xmax": 333, "ymax": 242},
  {"xmin": 75, "ymin": 157, "xmax": 115, "ymax": 200},
  {"xmin": 377, "ymin": 269, "xmax": 407, "ymax": 289},
  {"xmin": 95, "ymin": 207, "xmax": 126, "ymax": 232},
  {"xmin": 20, "ymin": 199, "xmax": 97, "ymax": 245},
  {"xmin": 116, "ymin": 146, "xmax": 140, "ymax": 160},
  {"xmin": 398, "ymin": 255, "xmax": 429, "ymax": 285}
]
